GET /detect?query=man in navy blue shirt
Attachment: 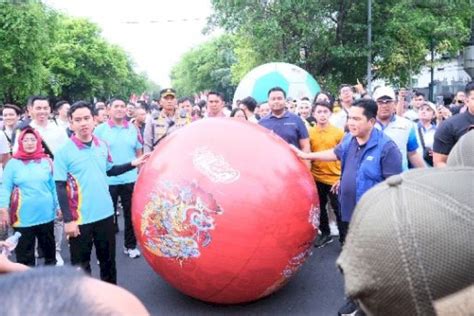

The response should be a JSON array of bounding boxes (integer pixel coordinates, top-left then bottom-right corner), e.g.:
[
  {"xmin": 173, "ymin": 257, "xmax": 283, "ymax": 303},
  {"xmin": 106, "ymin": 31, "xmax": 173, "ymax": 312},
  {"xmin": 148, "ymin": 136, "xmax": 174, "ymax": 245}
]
[
  {"xmin": 293, "ymin": 98, "xmax": 402, "ymax": 241},
  {"xmin": 292, "ymin": 98, "xmax": 402, "ymax": 315},
  {"xmin": 259, "ymin": 87, "xmax": 310, "ymax": 167}
]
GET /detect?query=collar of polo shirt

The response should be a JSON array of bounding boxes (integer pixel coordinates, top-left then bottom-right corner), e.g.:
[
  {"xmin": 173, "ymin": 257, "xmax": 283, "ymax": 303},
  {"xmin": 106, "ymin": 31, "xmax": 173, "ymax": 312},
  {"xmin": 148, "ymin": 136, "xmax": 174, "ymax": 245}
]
[
  {"xmin": 107, "ymin": 119, "xmax": 129, "ymax": 128},
  {"xmin": 71, "ymin": 135, "xmax": 101, "ymax": 150}
]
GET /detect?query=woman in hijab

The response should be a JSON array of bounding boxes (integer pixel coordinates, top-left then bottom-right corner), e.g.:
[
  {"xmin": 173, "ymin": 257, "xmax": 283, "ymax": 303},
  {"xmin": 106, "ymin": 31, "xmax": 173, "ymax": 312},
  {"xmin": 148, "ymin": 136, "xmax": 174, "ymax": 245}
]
[{"xmin": 0, "ymin": 128, "xmax": 58, "ymax": 266}]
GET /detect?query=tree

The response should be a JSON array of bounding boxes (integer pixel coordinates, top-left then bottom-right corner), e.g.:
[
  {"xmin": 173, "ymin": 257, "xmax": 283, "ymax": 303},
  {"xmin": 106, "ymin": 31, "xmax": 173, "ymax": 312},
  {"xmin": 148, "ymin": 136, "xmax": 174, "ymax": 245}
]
[
  {"xmin": 145, "ymin": 79, "xmax": 162, "ymax": 100},
  {"xmin": 0, "ymin": 2, "xmax": 154, "ymax": 104},
  {"xmin": 373, "ymin": 0, "xmax": 472, "ymax": 86},
  {"xmin": 170, "ymin": 35, "xmax": 237, "ymax": 101},
  {"xmin": 0, "ymin": 1, "xmax": 55, "ymax": 103},
  {"xmin": 46, "ymin": 17, "xmax": 148, "ymax": 101},
  {"xmin": 208, "ymin": 0, "xmax": 472, "ymax": 91}
]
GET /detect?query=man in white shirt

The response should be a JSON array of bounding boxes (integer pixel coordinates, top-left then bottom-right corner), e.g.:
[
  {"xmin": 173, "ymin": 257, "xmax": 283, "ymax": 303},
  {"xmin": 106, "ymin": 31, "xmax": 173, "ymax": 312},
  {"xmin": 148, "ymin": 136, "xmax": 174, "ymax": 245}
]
[
  {"xmin": 13, "ymin": 96, "xmax": 69, "ymax": 266},
  {"xmin": 330, "ymin": 84, "xmax": 354, "ymax": 130},
  {"xmin": 404, "ymin": 91, "xmax": 425, "ymax": 122},
  {"xmin": 13, "ymin": 98, "xmax": 69, "ymax": 155}
]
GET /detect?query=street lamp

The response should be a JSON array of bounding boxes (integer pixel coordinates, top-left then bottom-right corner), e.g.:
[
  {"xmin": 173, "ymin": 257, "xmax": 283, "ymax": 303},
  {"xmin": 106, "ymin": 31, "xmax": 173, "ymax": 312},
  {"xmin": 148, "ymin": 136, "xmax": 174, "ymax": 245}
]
[
  {"xmin": 367, "ymin": 0, "xmax": 372, "ymax": 94},
  {"xmin": 429, "ymin": 38, "xmax": 436, "ymax": 102}
]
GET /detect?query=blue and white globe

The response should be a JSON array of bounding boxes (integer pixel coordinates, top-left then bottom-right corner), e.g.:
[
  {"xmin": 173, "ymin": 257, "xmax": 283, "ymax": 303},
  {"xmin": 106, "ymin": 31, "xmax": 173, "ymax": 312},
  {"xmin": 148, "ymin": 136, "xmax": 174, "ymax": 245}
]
[{"xmin": 233, "ymin": 62, "xmax": 320, "ymax": 104}]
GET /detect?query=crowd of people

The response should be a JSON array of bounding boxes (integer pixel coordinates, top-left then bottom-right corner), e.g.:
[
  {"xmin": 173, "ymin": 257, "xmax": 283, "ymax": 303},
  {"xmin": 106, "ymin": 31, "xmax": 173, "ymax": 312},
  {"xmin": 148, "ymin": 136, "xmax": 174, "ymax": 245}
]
[{"xmin": 0, "ymin": 80, "xmax": 472, "ymax": 315}]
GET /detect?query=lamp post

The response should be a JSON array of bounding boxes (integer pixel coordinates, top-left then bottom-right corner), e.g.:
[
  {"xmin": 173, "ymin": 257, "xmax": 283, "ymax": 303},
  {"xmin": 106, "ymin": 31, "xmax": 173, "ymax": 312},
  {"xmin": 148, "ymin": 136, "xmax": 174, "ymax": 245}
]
[
  {"xmin": 429, "ymin": 38, "xmax": 435, "ymax": 102},
  {"xmin": 367, "ymin": 0, "xmax": 372, "ymax": 94}
]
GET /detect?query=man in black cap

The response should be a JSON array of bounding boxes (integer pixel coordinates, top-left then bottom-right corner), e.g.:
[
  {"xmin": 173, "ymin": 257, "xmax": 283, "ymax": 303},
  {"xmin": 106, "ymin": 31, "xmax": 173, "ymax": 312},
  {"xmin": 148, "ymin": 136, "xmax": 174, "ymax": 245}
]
[{"xmin": 143, "ymin": 88, "xmax": 191, "ymax": 153}]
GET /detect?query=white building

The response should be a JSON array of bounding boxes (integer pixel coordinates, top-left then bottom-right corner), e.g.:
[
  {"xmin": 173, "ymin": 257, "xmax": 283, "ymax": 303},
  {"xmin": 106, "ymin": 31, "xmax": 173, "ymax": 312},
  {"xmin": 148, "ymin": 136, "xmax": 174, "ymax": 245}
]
[{"xmin": 413, "ymin": 53, "xmax": 471, "ymax": 91}]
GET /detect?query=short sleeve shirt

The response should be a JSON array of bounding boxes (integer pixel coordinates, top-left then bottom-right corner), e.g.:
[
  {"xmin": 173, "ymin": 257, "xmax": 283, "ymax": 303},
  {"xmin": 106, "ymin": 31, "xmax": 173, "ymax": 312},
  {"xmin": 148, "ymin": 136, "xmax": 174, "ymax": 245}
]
[
  {"xmin": 94, "ymin": 120, "xmax": 143, "ymax": 185},
  {"xmin": 29, "ymin": 121, "xmax": 69, "ymax": 155},
  {"xmin": 308, "ymin": 124, "xmax": 344, "ymax": 185},
  {"xmin": 433, "ymin": 111, "xmax": 474, "ymax": 155},
  {"xmin": 375, "ymin": 115, "xmax": 419, "ymax": 170},
  {"xmin": 54, "ymin": 137, "xmax": 114, "ymax": 225},
  {"xmin": 258, "ymin": 111, "xmax": 309, "ymax": 148}
]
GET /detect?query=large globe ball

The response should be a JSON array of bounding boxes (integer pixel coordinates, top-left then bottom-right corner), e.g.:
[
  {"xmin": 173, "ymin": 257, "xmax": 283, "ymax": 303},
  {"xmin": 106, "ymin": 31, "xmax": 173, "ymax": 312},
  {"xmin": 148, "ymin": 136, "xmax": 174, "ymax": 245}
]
[
  {"xmin": 132, "ymin": 118, "xmax": 318, "ymax": 304},
  {"xmin": 233, "ymin": 62, "xmax": 321, "ymax": 104}
]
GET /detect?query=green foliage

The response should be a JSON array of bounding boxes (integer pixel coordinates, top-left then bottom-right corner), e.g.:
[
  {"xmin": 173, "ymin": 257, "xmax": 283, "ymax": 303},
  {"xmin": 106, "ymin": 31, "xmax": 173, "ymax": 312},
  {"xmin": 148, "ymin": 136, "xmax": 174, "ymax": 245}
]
[
  {"xmin": 207, "ymin": 0, "xmax": 472, "ymax": 92},
  {"xmin": 0, "ymin": 2, "xmax": 53, "ymax": 103},
  {"xmin": 0, "ymin": 2, "xmax": 154, "ymax": 104},
  {"xmin": 374, "ymin": 0, "xmax": 472, "ymax": 86},
  {"xmin": 46, "ymin": 16, "xmax": 147, "ymax": 101},
  {"xmin": 230, "ymin": 34, "xmax": 260, "ymax": 85},
  {"xmin": 170, "ymin": 34, "xmax": 237, "ymax": 101}
]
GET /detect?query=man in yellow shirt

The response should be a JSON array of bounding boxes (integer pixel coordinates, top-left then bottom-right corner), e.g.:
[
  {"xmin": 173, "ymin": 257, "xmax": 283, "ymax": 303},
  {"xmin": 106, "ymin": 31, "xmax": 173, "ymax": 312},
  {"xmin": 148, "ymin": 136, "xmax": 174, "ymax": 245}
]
[{"xmin": 309, "ymin": 101, "xmax": 345, "ymax": 247}]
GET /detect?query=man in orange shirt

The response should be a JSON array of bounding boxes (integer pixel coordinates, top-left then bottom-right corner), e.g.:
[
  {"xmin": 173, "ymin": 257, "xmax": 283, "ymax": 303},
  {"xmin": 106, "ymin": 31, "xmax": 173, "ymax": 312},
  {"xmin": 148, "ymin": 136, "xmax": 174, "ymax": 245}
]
[{"xmin": 309, "ymin": 101, "xmax": 345, "ymax": 247}]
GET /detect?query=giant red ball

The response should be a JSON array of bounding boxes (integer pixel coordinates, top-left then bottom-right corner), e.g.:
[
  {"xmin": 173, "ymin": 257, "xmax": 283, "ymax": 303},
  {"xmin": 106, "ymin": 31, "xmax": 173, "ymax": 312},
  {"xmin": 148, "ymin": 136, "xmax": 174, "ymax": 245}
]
[{"xmin": 132, "ymin": 118, "xmax": 318, "ymax": 304}]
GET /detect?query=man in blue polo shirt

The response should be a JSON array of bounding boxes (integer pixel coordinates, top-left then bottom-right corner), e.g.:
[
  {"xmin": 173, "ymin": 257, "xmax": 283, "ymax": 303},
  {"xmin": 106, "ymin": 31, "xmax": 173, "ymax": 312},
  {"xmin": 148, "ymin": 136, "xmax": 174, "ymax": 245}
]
[
  {"xmin": 94, "ymin": 98, "xmax": 143, "ymax": 259},
  {"xmin": 291, "ymin": 98, "xmax": 402, "ymax": 315},
  {"xmin": 293, "ymin": 98, "xmax": 402, "ymax": 242},
  {"xmin": 373, "ymin": 86, "xmax": 425, "ymax": 170},
  {"xmin": 259, "ymin": 87, "xmax": 310, "ymax": 167},
  {"xmin": 54, "ymin": 101, "xmax": 149, "ymax": 284}
]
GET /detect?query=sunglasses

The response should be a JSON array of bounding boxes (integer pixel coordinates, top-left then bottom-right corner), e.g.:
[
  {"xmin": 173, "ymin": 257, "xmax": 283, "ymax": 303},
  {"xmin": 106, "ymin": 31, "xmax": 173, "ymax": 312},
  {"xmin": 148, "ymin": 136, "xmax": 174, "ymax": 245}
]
[{"xmin": 376, "ymin": 99, "xmax": 394, "ymax": 105}]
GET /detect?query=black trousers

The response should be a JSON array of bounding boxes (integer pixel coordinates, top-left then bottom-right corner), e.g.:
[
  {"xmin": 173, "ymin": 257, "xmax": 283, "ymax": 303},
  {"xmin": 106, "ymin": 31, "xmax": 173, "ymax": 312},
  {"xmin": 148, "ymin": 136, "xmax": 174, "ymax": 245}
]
[
  {"xmin": 339, "ymin": 221, "xmax": 349, "ymax": 245},
  {"xmin": 14, "ymin": 221, "xmax": 56, "ymax": 267},
  {"xmin": 109, "ymin": 183, "xmax": 137, "ymax": 249},
  {"xmin": 69, "ymin": 215, "xmax": 116, "ymax": 284},
  {"xmin": 315, "ymin": 181, "xmax": 345, "ymax": 242}
]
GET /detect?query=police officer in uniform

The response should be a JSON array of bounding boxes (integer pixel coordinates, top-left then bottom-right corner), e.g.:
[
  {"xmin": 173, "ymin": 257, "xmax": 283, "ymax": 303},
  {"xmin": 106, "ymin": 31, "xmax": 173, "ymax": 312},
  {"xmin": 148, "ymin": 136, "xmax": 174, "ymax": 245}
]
[{"xmin": 143, "ymin": 88, "xmax": 191, "ymax": 153}]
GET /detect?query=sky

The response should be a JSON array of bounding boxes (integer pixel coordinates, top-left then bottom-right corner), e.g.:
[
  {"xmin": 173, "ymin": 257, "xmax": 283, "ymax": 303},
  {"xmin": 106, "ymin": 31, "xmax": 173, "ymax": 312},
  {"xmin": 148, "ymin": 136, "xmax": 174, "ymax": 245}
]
[{"xmin": 43, "ymin": 0, "xmax": 219, "ymax": 87}]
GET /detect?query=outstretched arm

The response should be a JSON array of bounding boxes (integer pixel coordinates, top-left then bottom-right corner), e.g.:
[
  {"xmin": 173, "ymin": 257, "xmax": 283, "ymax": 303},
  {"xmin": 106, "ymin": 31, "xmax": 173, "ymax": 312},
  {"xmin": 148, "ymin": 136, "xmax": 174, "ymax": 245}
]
[
  {"xmin": 290, "ymin": 145, "xmax": 338, "ymax": 161},
  {"xmin": 106, "ymin": 153, "xmax": 150, "ymax": 177}
]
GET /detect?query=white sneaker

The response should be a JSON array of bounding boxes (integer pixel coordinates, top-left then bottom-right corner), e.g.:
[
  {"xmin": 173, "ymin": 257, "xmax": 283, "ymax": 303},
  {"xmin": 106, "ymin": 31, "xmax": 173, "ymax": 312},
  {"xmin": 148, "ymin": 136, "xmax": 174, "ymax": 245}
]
[
  {"xmin": 124, "ymin": 247, "xmax": 141, "ymax": 259},
  {"xmin": 56, "ymin": 252, "xmax": 64, "ymax": 266},
  {"xmin": 329, "ymin": 221, "xmax": 340, "ymax": 236}
]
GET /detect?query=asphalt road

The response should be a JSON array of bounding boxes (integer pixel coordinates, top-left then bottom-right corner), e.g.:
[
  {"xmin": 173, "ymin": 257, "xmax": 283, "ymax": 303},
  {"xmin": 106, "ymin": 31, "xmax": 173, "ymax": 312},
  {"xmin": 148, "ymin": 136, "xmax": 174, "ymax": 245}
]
[{"xmin": 54, "ymin": 218, "xmax": 345, "ymax": 315}]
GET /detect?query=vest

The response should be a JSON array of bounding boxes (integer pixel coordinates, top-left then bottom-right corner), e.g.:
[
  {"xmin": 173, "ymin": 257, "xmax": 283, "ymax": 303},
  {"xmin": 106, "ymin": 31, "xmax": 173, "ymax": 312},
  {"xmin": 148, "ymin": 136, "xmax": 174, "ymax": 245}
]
[{"xmin": 339, "ymin": 128, "xmax": 393, "ymax": 203}]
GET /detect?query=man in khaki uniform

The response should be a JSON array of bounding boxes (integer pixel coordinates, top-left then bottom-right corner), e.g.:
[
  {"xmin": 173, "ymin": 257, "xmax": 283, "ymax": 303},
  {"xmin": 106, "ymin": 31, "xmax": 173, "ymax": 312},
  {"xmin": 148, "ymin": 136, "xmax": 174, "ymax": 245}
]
[{"xmin": 143, "ymin": 88, "xmax": 191, "ymax": 153}]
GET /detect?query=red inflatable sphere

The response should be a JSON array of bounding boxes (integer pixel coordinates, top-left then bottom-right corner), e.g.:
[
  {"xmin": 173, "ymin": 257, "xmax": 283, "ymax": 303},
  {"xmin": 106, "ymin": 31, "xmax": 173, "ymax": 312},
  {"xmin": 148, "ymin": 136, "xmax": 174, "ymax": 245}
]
[{"xmin": 132, "ymin": 118, "xmax": 318, "ymax": 304}]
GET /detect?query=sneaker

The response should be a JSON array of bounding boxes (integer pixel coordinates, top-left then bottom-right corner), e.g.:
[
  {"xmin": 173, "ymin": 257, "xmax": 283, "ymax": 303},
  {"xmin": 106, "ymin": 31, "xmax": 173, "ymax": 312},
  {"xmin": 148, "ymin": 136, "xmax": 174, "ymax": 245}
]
[
  {"xmin": 314, "ymin": 234, "xmax": 333, "ymax": 248},
  {"xmin": 338, "ymin": 298, "xmax": 358, "ymax": 316},
  {"xmin": 124, "ymin": 247, "xmax": 141, "ymax": 259},
  {"xmin": 55, "ymin": 252, "xmax": 64, "ymax": 266},
  {"xmin": 329, "ymin": 221, "xmax": 340, "ymax": 236}
]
